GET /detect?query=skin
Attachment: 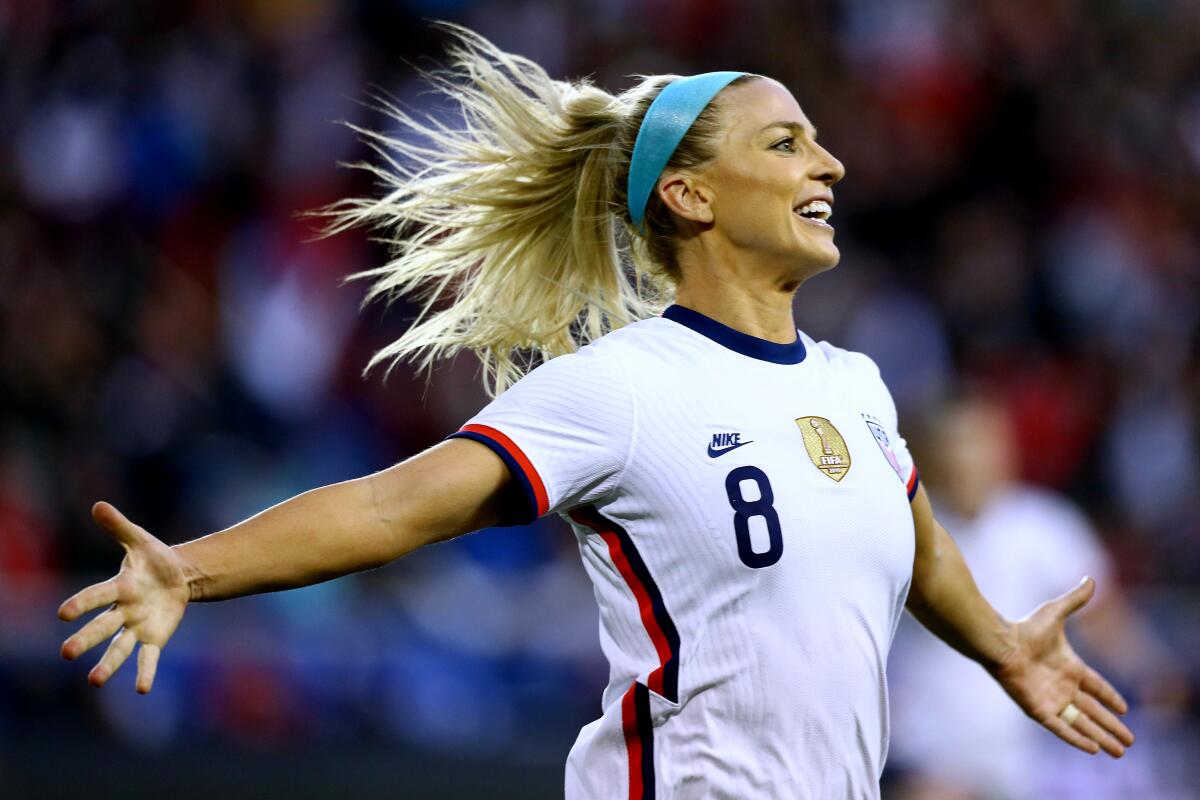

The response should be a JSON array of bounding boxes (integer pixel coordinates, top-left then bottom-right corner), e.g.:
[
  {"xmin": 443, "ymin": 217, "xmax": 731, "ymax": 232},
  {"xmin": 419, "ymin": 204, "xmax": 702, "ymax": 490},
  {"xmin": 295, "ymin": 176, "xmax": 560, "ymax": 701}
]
[
  {"xmin": 664, "ymin": 78, "xmax": 844, "ymax": 344},
  {"xmin": 60, "ymin": 77, "xmax": 1133, "ymax": 759}
]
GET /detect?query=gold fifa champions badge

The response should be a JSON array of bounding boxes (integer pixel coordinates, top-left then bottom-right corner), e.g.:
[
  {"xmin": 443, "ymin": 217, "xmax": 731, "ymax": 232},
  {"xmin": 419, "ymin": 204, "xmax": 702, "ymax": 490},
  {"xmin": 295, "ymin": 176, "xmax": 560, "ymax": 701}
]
[{"xmin": 795, "ymin": 416, "xmax": 851, "ymax": 481}]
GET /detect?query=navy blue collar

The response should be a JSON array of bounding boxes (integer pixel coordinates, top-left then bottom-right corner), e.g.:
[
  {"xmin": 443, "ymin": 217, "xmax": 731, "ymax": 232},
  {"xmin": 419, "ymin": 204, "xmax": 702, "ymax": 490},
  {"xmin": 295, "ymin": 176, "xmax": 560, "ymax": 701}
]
[{"xmin": 662, "ymin": 304, "xmax": 807, "ymax": 364}]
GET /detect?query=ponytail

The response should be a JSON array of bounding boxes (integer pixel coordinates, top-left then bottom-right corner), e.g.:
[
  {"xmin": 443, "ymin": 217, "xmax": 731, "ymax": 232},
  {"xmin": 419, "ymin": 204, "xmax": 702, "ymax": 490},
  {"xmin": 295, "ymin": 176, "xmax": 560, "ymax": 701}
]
[{"xmin": 322, "ymin": 23, "xmax": 756, "ymax": 395}]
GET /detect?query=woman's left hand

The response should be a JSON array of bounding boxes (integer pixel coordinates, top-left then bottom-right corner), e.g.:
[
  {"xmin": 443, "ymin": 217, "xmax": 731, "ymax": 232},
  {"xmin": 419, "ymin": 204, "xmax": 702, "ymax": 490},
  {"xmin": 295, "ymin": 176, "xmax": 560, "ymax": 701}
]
[{"xmin": 991, "ymin": 577, "xmax": 1135, "ymax": 757}]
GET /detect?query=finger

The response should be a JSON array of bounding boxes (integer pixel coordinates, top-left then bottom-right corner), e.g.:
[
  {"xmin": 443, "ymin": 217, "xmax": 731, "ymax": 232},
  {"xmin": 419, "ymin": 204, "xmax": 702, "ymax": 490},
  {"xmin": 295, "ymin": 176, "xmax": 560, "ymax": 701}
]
[
  {"xmin": 1054, "ymin": 576, "xmax": 1096, "ymax": 620},
  {"xmin": 1073, "ymin": 712, "xmax": 1126, "ymax": 758},
  {"xmin": 88, "ymin": 628, "xmax": 137, "ymax": 688},
  {"xmin": 59, "ymin": 577, "xmax": 119, "ymax": 621},
  {"xmin": 1076, "ymin": 692, "xmax": 1135, "ymax": 747},
  {"xmin": 91, "ymin": 501, "xmax": 150, "ymax": 550},
  {"xmin": 1081, "ymin": 664, "xmax": 1129, "ymax": 715},
  {"xmin": 61, "ymin": 606, "xmax": 123, "ymax": 660},
  {"xmin": 136, "ymin": 643, "xmax": 161, "ymax": 695},
  {"xmin": 1043, "ymin": 714, "xmax": 1100, "ymax": 755}
]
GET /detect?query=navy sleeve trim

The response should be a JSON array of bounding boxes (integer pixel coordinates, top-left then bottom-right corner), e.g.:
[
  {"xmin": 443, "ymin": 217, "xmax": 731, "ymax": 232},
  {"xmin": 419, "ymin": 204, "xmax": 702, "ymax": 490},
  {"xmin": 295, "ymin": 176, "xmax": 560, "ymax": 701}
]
[
  {"xmin": 448, "ymin": 428, "xmax": 544, "ymax": 526},
  {"xmin": 907, "ymin": 467, "xmax": 921, "ymax": 502}
]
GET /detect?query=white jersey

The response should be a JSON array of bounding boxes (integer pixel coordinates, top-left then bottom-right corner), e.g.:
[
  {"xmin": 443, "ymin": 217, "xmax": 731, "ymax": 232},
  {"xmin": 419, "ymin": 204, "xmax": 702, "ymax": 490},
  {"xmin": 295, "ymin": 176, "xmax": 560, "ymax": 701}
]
[{"xmin": 450, "ymin": 305, "xmax": 919, "ymax": 799}]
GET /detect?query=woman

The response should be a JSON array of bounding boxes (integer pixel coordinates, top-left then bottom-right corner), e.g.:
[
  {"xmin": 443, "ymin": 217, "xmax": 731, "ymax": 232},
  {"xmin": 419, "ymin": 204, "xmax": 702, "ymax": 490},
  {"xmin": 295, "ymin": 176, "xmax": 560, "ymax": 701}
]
[{"xmin": 59, "ymin": 25, "xmax": 1132, "ymax": 799}]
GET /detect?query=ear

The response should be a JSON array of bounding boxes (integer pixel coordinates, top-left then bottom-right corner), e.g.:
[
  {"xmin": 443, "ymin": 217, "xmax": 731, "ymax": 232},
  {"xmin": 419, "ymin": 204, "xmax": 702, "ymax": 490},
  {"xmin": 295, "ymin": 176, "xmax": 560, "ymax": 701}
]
[{"xmin": 656, "ymin": 171, "xmax": 714, "ymax": 226}]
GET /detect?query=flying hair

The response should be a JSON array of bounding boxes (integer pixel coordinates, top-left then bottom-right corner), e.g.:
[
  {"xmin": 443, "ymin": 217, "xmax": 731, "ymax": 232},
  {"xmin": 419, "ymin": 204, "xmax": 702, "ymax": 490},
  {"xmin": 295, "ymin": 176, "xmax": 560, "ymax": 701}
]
[{"xmin": 319, "ymin": 22, "xmax": 759, "ymax": 395}]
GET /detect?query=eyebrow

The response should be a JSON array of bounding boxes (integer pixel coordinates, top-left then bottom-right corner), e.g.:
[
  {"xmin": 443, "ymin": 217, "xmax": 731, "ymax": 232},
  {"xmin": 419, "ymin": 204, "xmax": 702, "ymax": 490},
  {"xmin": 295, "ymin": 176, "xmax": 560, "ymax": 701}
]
[{"xmin": 760, "ymin": 120, "xmax": 818, "ymax": 139}]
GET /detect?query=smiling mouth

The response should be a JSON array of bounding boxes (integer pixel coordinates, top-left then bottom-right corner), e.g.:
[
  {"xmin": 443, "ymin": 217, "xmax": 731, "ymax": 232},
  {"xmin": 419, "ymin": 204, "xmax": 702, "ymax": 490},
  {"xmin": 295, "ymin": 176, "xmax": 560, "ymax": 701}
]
[{"xmin": 794, "ymin": 199, "xmax": 833, "ymax": 229}]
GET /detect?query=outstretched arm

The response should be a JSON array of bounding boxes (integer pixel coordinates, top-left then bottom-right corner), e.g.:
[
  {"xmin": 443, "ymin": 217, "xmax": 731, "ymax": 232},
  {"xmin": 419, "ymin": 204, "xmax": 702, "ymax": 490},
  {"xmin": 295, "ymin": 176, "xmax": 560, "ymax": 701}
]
[
  {"xmin": 905, "ymin": 483, "xmax": 1135, "ymax": 758},
  {"xmin": 58, "ymin": 438, "xmax": 511, "ymax": 693},
  {"xmin": 173, "ymin": 438, "xmax": 510, "ymax": 600}
]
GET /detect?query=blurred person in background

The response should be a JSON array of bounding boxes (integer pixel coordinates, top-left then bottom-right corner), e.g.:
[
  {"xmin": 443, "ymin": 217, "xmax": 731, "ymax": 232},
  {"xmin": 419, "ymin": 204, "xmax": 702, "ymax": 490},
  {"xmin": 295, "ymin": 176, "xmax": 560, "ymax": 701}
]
[
  {"xmin": 56, "ymin": 24, "xmax": 1135, "ymax": 800},
  {"xmin": 887, "ymin": 394, "xmax": 1189, "ymax": 800}
]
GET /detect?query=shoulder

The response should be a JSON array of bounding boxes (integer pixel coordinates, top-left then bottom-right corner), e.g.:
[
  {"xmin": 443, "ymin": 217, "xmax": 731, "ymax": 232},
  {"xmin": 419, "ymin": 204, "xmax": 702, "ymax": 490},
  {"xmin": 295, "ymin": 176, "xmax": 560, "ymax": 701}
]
[
  {"xmin": 809, "ymin": 336, "xmax": 892, "ymax": 396},
  {"xmin": 527, "ymin": 315, "xmax": 689, "ymax": 382},
  {"xmin": 805, "ymin": 337, "xmax": 907, "ymax": 432},
  {"xmin": 588, "ymin": 314, "xmax": 705, "ymax": 364},
  {"xmin": 812, "ymin": 337, "xmax": 881, "ymax": 377},
  {"xmin": 580, "ymin": 315, "xmax": 673, "ymax": 358},
  {"xmin": 493, "ymin": 318, "xmax": 669, "ymax": 401}
]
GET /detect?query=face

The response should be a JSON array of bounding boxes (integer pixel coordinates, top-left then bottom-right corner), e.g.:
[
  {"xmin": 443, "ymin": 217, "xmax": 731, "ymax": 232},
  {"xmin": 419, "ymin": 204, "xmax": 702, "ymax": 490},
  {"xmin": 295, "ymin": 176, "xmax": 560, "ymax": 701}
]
[
  {"xmin": 666, "ymin": 78, "xmax": 846, "ymax": 280},
  {"xmin": 932, "ymin": 401, "xmax": 1018, "ymax": 519}
]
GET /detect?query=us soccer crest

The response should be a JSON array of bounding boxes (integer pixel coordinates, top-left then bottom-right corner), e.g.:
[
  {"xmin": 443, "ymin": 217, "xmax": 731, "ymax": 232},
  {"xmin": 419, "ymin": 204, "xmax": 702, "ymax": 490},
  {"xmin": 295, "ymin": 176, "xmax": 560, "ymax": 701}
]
[
  {"xmin": 863, "ymin": 414, "xmax": 904, "ymax": 480},
  {"xmin": 795, "ymin": 416, "xmax": 851, "ymax": 481}
]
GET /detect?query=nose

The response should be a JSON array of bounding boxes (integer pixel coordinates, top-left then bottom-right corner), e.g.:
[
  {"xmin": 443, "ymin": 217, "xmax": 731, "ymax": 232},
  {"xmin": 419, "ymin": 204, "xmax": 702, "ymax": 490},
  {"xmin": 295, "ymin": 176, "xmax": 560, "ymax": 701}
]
[{"xmin": 811, "ymin": 142, "xmax": 845, "ymax": 186}]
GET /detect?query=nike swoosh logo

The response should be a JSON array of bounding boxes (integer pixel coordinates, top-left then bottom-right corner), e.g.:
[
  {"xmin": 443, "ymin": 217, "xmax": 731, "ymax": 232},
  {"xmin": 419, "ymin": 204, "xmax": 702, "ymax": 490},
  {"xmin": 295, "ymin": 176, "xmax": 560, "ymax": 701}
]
[{"xmin": 707, "ymin": 441, "xmax": 754, "ymax": 458}]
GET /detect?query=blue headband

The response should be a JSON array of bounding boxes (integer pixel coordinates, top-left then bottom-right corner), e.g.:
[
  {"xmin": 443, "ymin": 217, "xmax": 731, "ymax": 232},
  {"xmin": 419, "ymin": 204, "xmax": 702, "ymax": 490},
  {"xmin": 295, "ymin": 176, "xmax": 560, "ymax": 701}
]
[{"xmin": 627, "ymin": 71, "xmax": 747, "ymax": 232}]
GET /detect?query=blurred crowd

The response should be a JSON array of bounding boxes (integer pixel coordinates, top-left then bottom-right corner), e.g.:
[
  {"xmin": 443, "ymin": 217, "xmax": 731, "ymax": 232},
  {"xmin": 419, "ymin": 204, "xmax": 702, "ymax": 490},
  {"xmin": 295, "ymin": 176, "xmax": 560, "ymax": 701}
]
[{"xmin": 1, "ymin": 0, "xmax": 1197, "ymax": 797}]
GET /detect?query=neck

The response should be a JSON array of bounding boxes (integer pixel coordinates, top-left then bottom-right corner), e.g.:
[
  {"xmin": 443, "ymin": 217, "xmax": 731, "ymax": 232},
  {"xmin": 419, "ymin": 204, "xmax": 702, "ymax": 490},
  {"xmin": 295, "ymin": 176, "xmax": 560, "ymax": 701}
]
[{"xmin": 672, "ymin": 255, "xmax": 800, "ymax": 345}]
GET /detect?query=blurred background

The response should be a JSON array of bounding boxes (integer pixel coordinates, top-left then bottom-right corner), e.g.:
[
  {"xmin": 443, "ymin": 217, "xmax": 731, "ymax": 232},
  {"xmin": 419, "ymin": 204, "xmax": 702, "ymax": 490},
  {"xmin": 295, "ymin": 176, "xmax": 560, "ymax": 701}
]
[{"xmin": 1, "ymin": 0, "xmax": 1198, "ymax": 797}]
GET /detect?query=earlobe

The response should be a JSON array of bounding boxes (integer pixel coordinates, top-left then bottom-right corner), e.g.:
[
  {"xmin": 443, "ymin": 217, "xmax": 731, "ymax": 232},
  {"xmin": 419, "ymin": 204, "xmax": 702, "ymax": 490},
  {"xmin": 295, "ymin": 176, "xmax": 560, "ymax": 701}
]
[{"xmin": 658, "ymin": 174, "xmax": 714, "ymax": 226}]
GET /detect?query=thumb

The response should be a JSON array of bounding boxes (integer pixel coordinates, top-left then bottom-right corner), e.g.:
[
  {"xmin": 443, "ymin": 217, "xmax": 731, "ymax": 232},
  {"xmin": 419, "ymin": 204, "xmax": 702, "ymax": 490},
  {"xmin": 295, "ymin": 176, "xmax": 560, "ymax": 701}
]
[
  {"xmin": 92, "ymin": 501, "xmax": 150, "ymax": 550},
  {"xmin": 1053, "ymin": 576, "xmax": 1096, "ymax": 621}
]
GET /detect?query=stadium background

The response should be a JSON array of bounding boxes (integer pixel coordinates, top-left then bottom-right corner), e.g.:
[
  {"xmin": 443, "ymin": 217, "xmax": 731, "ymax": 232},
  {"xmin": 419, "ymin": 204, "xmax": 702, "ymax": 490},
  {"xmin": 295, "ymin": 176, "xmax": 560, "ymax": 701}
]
[{"xmin": 1, "ymin": 0, "xmax": 1197, "ymax": 797}]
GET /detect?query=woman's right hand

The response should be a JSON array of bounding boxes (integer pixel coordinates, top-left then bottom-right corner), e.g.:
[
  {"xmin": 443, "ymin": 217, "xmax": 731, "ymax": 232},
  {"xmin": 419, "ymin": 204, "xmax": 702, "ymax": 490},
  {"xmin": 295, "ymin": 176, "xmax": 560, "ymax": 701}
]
[{"xmin": 58, "ymin": 502, "xmax": 191, "ymax": 693}]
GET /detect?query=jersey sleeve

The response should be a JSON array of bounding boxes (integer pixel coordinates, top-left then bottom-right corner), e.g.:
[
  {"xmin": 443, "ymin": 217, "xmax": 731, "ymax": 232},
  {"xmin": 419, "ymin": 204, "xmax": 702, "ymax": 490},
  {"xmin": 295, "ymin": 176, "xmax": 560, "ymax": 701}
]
[
  {"xmin": 856, "ymin": 352, "xmax": 920, "ymax": 501},
  {"xmin": 447, "ymin": 346, "xmax": 634, "ymax": 525}
]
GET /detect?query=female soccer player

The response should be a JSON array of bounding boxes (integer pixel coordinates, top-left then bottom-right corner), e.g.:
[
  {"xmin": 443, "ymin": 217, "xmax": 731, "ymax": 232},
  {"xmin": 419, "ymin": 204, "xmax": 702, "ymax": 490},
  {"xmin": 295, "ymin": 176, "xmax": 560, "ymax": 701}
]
[{"xmin": 59, "ymin": 25, "xmax": 1133, "ymax": 799}]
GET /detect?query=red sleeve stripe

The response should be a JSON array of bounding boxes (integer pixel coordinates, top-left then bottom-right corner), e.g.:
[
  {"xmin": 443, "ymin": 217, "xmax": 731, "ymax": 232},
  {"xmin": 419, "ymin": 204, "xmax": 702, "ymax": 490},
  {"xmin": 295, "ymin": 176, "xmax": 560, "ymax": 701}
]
[
  {"xmin": 454, "ymin": 424, "xmax": 549, "ymax": 519},
  {"xmin": 906, "ymin": 466, "xmax": 920, "ymax": 501}
]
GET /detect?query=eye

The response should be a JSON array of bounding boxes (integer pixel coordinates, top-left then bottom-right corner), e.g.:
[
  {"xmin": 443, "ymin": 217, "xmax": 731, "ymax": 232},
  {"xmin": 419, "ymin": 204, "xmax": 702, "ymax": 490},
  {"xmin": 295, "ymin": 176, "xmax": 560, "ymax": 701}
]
[{"xmin": 772, "ymin": 137, "xmax": 796, "ymax": 152}]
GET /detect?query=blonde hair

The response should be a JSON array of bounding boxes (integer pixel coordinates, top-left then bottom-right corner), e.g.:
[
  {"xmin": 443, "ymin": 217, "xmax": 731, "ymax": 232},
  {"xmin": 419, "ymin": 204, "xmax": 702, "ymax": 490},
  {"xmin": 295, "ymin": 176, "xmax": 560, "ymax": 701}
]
[{"xmin": 322, "ymin": 23, "xmax": 757, "ymax": 395}]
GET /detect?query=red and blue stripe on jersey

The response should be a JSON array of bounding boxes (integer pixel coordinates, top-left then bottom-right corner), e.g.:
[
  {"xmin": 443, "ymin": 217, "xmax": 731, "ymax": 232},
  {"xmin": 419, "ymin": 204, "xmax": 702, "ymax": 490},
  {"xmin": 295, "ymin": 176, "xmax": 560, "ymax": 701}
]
[
  {"xmin": 570, "ymin": 505, "xmax": 680, "ymax": 800},
  {"xmin": 570, "ymin": 505, "xmax": 680, "ymax": 703},
  {"xmin": 450, "ymin": 423, "xmax": 549, "ymax": 524},
  {"xmin": 620, "ymin": 680, "xmax": 656, "ymax": 800}
]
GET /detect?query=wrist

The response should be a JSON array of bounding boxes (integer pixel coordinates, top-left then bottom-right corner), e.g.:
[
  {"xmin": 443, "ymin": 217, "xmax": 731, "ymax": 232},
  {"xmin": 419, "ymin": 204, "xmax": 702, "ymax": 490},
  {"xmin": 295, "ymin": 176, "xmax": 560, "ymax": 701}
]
[
  {"xmin": 171, "ymin": 542, "xmax": 208, "ymax": 603},
  {"xmin": 983, "ymin": 617, "xmax": 1021, "ymax": 675}
]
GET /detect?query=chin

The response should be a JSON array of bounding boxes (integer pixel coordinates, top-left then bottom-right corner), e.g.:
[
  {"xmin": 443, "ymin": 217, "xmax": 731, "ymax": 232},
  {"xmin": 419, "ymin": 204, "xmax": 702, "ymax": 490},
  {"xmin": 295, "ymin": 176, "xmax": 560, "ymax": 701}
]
[
  {"xmin": 815, "ymin": 243, "xmax": 841, "ymax": 270},
  {"xmin": 793, "ymin": 241, "xmax": 840, "ymax": 279}
]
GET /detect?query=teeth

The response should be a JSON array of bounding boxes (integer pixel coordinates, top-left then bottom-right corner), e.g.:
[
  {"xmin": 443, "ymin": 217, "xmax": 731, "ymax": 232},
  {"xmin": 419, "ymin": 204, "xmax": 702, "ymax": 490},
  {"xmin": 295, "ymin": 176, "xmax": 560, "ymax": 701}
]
[{"xmin": 795, "ymin": 199, "xmax": 832, "ymax": 221}]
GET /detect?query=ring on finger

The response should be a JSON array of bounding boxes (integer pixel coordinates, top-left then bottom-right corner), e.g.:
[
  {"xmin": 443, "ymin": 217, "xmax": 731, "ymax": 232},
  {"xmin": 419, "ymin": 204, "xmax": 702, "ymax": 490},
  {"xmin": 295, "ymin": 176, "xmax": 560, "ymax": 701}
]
[{"xmin": 1059, "ymin": 702, "xmax": 1081, "ymax": 726}]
